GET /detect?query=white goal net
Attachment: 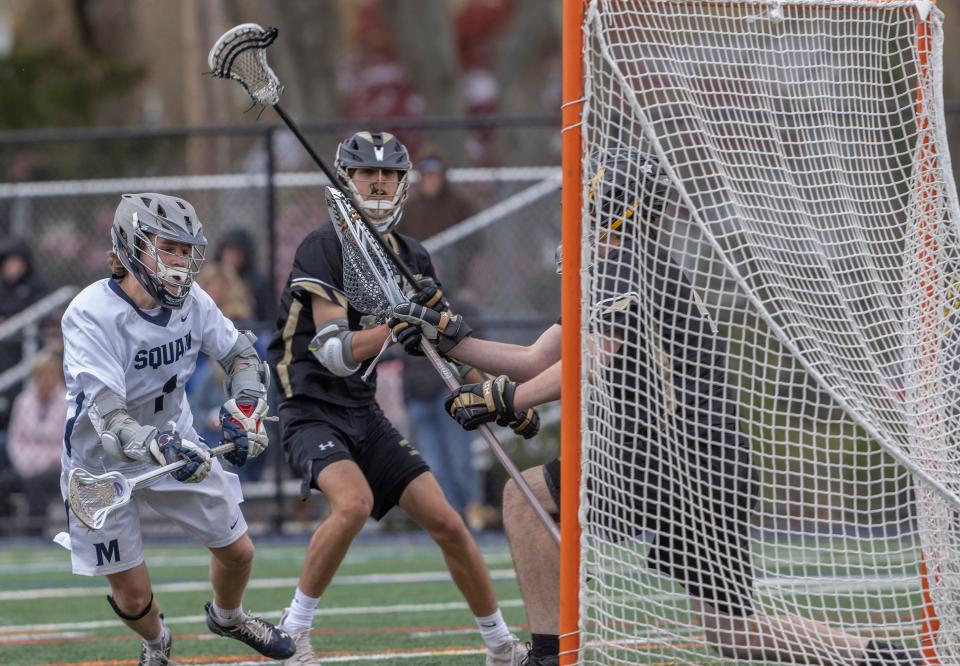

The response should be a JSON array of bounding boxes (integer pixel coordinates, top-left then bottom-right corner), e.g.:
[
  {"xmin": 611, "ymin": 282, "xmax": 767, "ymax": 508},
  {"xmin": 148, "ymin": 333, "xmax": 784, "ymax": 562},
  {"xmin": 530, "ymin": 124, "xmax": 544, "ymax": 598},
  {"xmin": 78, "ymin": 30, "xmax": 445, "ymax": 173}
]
[{"xmin": 577, "ymin": 1, "xmax": 959, "ymax": 664}]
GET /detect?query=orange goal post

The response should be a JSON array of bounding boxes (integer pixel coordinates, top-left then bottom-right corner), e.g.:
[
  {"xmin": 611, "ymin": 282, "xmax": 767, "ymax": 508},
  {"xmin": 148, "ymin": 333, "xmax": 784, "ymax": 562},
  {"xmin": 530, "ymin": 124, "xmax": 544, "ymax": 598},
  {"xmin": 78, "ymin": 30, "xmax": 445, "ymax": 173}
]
[{"xmin": 560, "ymin": 1, "xmax": 957, "ymax": 664}]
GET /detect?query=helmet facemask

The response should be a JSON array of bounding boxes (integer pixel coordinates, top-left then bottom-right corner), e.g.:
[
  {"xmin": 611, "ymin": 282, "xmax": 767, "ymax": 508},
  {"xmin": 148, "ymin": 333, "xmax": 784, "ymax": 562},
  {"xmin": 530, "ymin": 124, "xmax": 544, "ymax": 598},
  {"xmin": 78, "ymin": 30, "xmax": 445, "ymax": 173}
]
[
  {"xmin": 339, "ymin": 167, "xmax": 410, "ymax": 234},
  {"xmin": 139, "ymin": 232, "xmax": 206, "ymax": 307}
]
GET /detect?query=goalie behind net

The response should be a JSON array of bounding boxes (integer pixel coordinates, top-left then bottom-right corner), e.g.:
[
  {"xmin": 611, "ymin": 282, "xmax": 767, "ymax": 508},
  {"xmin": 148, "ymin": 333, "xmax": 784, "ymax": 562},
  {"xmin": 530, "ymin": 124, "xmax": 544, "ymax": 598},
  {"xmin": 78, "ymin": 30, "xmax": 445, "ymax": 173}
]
[{"xmin": 576, "ymin": 1, "xmax": 959, "ymax": 663}]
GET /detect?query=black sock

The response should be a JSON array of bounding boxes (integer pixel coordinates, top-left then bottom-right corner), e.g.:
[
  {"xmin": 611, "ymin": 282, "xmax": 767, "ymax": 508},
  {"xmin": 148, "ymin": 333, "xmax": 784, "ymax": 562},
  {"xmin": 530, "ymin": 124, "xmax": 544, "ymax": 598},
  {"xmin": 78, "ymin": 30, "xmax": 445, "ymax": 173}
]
[
  {"xmin": 531, "ymin": 633, "xmax": 559, "ymax": 658},
  {"xmin": 863, "ymin": 640, "xmax": 923, "ymax": 666}
]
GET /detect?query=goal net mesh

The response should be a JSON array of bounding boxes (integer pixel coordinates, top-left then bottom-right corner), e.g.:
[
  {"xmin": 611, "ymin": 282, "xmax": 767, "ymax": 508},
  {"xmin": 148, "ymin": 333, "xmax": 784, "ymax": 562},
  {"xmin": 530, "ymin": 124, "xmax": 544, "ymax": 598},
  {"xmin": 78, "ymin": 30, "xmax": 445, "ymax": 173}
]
[{"xmin": 577, "ymin": 1, "xmax": 960, "ymax": 663}]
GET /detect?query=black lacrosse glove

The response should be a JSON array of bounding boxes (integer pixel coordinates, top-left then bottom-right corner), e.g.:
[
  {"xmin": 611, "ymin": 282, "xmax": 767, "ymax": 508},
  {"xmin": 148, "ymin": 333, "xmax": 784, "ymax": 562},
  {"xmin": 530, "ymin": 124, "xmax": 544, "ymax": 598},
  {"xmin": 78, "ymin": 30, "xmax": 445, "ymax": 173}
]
[
  {"xmin": 444, "ymin": 375, "xmax": 541, "ymax": 439},
  {"xmin": 394, "ymin": 277, "xmax": 450, "ymax": 356},
  {"xmin": 389, "ymin": 302, "xmax": 472, "ymax": 356},
  {"xmin": 408, "ymin": 276, "xmax": 449, "ymax": 313},
  {"xmin": 153, "ymin": 424, "xmax": 212, "ymax": 483}
]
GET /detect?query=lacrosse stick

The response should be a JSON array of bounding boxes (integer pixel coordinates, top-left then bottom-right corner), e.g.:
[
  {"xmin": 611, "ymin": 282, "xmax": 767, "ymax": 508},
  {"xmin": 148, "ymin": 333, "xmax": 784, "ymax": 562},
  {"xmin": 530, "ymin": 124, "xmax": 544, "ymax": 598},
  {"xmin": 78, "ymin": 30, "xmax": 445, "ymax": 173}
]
[
  {"xmin": 67, "ymin": 441, "xmax": 235, "ymax": 530},
  {"xmin": 209, "ymin": 23, "xmax": 560, "ymax": 546},
  {"xmin": 208, "ymin": 24, "xmax": 430, "ymax": 296},
  {"xmin": 324, "ymin": 186, "xmax": 403, "ymax": 380}
]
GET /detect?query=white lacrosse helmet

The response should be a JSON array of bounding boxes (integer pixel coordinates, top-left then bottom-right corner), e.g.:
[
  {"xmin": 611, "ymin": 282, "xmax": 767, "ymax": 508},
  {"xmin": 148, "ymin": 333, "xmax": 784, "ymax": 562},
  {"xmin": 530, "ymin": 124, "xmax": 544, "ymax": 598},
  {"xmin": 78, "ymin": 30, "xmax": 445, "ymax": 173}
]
[
  {"xmin": 334, "ymin": 131, "xmax": 412, "ymax": 233},
  {"xmin": 111, "ymin": 193, "xmax": 208, "ymax": 309}
]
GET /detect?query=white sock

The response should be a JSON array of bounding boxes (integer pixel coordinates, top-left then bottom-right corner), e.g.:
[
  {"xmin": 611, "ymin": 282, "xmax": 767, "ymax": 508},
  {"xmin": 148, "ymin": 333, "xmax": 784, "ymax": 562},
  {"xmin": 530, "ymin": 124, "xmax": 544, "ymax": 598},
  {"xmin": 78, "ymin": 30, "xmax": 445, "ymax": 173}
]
[
  {"xmin": 475, "ymin": 609, "xmax": 513, "ymax": 650},
  {"xmin": 145, "ymin": 623, "xmax": 170, "ymax": 648},
  {"xmin": 212, "ymin": 602, "xmax": 244, "ymax": 626},
  {"xmin": 282, "ymin": 587, "xmax": 320, "ymax": 630}
]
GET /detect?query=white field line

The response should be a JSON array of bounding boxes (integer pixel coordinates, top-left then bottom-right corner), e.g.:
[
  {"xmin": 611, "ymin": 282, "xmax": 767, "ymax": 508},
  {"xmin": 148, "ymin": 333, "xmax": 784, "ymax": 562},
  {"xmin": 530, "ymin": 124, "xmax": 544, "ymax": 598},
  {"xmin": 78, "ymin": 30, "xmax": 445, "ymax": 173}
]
[
  {"xmin": 0, "ymin": 599, "xmax": 526, "ymax": 634},
  {"xmin": 0, "ymin": 568, "xmax": 518, "ymax": 602},
  {"xmin": 0, "ymin": 548, "xmax": 515, "ymax": 576},
  {"xmin": 181, "ymin": 649, "xmax": 488, "ymax": 665}
]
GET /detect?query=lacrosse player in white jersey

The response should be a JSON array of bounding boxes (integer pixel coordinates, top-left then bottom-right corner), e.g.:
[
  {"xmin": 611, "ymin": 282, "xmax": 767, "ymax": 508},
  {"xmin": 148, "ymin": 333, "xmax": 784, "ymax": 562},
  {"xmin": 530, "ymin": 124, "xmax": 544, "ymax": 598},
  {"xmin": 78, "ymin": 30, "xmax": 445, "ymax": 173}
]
[{"xmin": 59, "ymin": 193, "xmax": 295, "ymax": 666}]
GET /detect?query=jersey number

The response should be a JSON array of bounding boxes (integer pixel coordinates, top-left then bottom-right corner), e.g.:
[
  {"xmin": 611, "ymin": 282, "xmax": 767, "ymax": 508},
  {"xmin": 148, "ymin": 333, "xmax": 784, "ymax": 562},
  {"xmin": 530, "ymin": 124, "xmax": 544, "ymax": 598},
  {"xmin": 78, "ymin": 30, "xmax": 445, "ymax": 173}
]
[{"xmin": 154, "ymin": 375, "xmax": 178, "ymax": 413}]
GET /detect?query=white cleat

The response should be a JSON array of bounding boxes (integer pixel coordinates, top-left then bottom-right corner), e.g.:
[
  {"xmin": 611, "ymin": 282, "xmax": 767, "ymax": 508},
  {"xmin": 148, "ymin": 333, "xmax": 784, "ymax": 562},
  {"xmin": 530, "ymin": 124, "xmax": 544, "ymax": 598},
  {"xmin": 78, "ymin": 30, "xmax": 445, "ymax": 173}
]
[
  {"xmin": 279, "ymin": 610, "xmax": 323, "ymax": 666},
  {"xmin": 138, "ymin": 621, "xmax": 173, "ymax": 665},
  {"xmin": 486, "ymin": 636, "xmax": 529, "ymax": 666}
]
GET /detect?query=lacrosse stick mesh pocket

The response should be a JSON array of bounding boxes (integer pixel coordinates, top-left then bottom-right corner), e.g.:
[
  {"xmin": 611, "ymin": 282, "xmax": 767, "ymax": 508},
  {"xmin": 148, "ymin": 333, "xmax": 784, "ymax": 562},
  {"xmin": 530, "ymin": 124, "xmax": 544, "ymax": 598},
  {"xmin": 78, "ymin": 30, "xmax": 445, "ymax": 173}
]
[
  {"xmin": 209, "ymin": 24, "xmax": 283, "ymax": 106},
  {"xmin": 327, "ymin": 190, "xmax": 403, "ymax": 322},
  {"xmin": 69, "ymin": 473, "xmax": 120, "ymax": 529}
]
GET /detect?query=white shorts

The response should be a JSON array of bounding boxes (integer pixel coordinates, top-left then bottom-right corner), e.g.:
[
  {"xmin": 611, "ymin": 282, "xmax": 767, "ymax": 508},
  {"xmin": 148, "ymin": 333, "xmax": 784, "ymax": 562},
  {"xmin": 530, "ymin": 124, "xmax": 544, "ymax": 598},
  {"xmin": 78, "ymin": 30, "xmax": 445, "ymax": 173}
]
[{"xmin": 62, "ymin": 460, "xmax": 247, "ymax": 576}]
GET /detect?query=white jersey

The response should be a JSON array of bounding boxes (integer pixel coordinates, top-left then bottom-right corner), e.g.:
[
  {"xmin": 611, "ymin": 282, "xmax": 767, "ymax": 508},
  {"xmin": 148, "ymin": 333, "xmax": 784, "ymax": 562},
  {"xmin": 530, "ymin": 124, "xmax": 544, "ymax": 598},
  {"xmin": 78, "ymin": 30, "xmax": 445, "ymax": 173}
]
[{"xmin": 61, "ymin": 278, "xmax": 239, "ymax": 478}]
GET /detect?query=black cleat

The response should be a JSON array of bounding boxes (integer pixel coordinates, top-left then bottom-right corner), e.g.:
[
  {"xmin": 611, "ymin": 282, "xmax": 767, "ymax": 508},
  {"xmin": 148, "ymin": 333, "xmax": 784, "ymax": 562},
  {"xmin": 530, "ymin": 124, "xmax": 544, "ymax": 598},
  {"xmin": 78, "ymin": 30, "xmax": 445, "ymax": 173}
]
[
  {"xmin": 520, "ymin": 654, "xmax": 560, "ymax": 666},
  {"xmin": 138, "ymin": 617, "xmax": 172, "ymax": 666},
  {"xmin": 204, "ymin": 602, "xmax": 296, "ymax": 660},
  {"xmin": 864, "ymin": 640, "xmax": 925, "ymax": 666}
]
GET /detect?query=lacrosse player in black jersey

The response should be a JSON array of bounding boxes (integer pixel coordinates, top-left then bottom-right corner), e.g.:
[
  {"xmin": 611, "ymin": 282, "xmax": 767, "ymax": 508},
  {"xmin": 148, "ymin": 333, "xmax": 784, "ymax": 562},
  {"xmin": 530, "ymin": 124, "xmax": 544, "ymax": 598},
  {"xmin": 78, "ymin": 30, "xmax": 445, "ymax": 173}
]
[
  {"xmin": 267, "ymin": 131, "xmax": 526, "ymax": 666},
  {"xmin": 390, "ymin": 151, "xmax": 924, "ymax": 666}
]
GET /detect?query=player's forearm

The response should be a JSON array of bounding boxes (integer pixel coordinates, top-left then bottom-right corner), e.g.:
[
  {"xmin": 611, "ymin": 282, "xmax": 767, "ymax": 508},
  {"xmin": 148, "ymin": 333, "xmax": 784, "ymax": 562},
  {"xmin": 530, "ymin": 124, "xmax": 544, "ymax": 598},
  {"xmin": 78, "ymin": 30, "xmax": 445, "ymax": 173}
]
[
  {"xmin": 512, "ymin": 360, "xmax": 562, "ymax": 410},
  {"xmin": 449, "ymin": 337, "xmax": 550, "ymax": 382},
  {"xmin": 350, "ymin": 325, "xmax": 391, "ymax": 361}
]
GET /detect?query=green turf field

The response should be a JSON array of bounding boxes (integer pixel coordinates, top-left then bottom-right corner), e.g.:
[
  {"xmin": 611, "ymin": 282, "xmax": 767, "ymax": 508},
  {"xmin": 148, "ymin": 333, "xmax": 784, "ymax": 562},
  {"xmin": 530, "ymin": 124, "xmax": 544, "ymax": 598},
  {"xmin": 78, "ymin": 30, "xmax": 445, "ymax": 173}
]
[
  {"xmin": 0, "ymin": 533, "xmax": 528, "ymax": 665},
  {"xmin": 0, "ymin": 532, "xmax": 930, "ymax": 665}
]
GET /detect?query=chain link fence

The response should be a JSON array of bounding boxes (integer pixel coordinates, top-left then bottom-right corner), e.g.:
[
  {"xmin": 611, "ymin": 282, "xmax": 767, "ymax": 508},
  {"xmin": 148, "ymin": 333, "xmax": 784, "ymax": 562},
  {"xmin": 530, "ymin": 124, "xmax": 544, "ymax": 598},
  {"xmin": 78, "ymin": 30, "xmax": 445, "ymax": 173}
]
[{"xmin": 0, "ymin": 116, "xmax": 563, "ymax": 535}]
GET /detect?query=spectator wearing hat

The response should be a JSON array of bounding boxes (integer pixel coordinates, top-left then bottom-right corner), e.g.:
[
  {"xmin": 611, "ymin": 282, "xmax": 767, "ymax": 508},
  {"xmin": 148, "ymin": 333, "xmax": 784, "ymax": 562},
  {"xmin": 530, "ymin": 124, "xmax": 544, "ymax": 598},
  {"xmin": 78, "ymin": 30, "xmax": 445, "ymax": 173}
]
[
  {"xmin": 402, "ymin": 153, "xmax": 476, "ymax": 242},
  {"xmin": 0, "ymin": 238, "xmax": 48, "ymax": 322}
]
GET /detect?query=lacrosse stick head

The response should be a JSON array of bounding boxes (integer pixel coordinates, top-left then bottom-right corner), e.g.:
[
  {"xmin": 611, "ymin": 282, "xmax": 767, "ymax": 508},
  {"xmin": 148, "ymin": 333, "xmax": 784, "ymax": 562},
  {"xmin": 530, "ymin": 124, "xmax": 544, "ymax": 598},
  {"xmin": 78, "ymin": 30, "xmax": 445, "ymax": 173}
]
[
  {"xmin": 68, "ymin": 467, "xmax": 134, "ymax": 530},
  {"xmin": 325, "ymin": 187, "xmax": 406, "ymax": 322},
  {"xmin": 208, "ymin": 23, "xmax": 283, "ymax": 106}
]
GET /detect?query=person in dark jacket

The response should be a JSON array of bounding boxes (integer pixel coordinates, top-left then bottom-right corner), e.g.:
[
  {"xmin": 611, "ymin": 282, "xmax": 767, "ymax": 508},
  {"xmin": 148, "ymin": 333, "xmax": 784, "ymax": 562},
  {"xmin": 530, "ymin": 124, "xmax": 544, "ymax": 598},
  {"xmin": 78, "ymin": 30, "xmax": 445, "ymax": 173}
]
[
  {"xmin": 215, "ymin": 228, "xmax": 275, "ymax": 324},
  {"xmin": 401, "ymin": 153, "xmax": 476, "ymax": 241},
  {"xmin": 0, "ymin": 238, "xmax": 48, "ymax": 321}
]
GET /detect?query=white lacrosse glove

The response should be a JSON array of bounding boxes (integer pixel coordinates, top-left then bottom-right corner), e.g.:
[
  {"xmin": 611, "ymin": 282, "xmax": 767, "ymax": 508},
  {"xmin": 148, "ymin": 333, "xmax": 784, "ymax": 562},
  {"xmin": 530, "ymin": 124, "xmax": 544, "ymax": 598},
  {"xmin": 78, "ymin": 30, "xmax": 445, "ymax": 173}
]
[
  {"xmin": 149, "ymin": 422, "xmax": 212, "ymax": 483},
  {"xmin": 219, "ymin": 398, "xmax": 270, "ymax": 467}
]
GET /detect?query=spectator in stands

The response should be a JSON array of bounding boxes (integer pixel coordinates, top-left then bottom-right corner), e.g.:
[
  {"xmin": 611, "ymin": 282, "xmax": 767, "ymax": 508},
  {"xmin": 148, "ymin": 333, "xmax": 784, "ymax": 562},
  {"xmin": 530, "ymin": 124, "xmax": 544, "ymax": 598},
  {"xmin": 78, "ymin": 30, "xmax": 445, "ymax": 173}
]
[
  {"xmin": 215, "ymin": 228, "xmax": 275, "ymax": 324},
  {"xmin": 402, "ymin": 152, "xmax": 476, "ymax": 241},
  {"xmin": 0, "ymin": 237, "xmax": 50, "ymax": 435},
  {"xmin": 401, "ymin": 333, "xmax": 481, "ymax": 521},
  {"xmin": 5, "ymin": 351, "xmax": 67, "ymax": 530},
  {"xmin": 0, "ymin": 237, "xmax": 48, "ymax": 321},
  {"xmin": 400, "ymin": 155, "xmax": 485, "ymax": 523},
  {"xmin": 188, "ymin": 262, "xmax": 266, "ymax": 482}
]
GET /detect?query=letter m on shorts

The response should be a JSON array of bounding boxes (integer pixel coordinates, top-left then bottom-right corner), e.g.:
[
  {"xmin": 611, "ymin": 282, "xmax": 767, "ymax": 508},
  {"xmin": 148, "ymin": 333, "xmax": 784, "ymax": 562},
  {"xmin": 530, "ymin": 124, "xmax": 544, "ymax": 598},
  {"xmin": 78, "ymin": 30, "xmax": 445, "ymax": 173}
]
[{"xmin": 94, "ymin": 539, "xmax": 120, "ymax": 566}]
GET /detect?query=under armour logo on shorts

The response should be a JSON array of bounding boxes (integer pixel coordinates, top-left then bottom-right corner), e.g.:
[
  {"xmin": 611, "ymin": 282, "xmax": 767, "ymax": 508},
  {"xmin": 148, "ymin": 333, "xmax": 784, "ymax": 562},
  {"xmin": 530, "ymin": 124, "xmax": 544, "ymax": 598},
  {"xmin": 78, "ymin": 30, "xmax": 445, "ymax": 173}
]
[{"xmin": 317, "ymin": 441, "xmax": 335, "ymax": 451}]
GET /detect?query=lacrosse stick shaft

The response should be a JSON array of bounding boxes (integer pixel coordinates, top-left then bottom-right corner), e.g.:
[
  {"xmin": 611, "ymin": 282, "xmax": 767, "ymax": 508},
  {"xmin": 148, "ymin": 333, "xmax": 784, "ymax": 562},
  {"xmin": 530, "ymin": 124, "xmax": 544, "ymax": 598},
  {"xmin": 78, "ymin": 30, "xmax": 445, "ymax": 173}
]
[
  {"xmin": 421, "ymin": 344, "xmax": 561, "ymax": 545},
  {"xmin": 271, "ymin": 106, "xmax": 560, "ymax": 545},
  {"xmin": 129, "ymin": 442, "xmax": 235, "ymax": 488}
]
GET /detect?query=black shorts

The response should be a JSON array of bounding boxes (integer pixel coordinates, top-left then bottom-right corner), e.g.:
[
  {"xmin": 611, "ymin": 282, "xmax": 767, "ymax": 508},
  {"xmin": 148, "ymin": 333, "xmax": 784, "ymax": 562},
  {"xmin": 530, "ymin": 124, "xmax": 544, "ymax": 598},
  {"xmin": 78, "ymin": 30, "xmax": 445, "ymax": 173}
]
[
  {"xmin": 555, "ymin": 418, "xmax": 758, "ymax": 617},
  {"xmin": 278, "ymin": 396, "xmax": 430, "ymax": 520},
  {"xmin": 544, "ymin": 457, "xmax": 561, "ymax": 511}
]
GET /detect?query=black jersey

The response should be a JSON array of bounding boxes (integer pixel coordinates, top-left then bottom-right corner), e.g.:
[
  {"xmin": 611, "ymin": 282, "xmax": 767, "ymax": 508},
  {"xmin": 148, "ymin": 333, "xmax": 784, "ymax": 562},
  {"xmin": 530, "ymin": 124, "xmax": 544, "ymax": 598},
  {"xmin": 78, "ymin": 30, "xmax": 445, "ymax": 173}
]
[
  {"xmin": 268, "ymin": 223, "xmax": 437, "ymax": 407},
  {"xmin": 595, "ymin": 238, "xmax": 735, "ymax": 427}
]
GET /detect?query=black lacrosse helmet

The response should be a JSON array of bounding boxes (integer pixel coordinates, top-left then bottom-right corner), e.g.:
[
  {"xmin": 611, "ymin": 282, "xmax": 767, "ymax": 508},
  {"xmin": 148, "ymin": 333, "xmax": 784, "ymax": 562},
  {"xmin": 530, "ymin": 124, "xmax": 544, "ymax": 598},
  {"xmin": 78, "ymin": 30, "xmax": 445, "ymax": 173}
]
[
  {"xmin": 587, "ymin": 149, "xmax": 672, "ymax": 236},
  {"xmin": 335, "ymin": 131, "xmax": 412, "ymax": 233},
  {"xmin": 555, "ymin": 150, "xmax": 672, "ymax": 275}
]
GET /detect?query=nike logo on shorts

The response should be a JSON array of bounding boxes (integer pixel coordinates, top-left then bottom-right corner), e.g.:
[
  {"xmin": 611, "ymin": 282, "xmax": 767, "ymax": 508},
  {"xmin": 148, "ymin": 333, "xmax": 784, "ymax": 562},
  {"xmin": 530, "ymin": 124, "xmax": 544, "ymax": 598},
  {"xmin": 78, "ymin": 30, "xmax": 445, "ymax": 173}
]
[
  {"xmin": 230, "ymin": 515, "xmax": 240, "ymax": 530},
  {"xmin": 181, "ymin": 314, "xmax": 188, "ymax": 322}
]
